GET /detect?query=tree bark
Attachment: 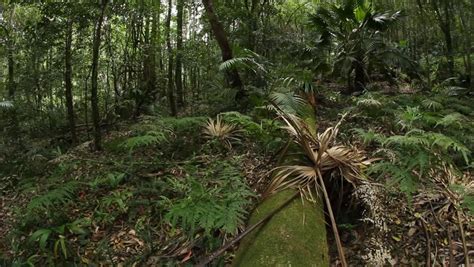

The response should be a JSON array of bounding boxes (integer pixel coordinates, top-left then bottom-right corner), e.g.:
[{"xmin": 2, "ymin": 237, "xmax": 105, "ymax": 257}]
[
  {"xmin": 431, "ymin": 0, "xmax": 454, "ymax": 76},
  {"xmin": 175, "ymin": 0, "xmax": 184, "ymax": 107},
  {"xmin": 7, "ymin": 41, "xmax": 15, "ymax": 99},
  {"xmin": 166, "ymin": 0, "xmax": 177, "ymax": 116},
  {"xmin": 65, "ymin": 18, "xmax": 77, "ymax": 145},
  {"xmin": 201, "ymin": 0, "xmax": 245, "ymax": 100},
  {"xmin": 91, "ymin": 0, "xmax": 108, "ymax": 151}
]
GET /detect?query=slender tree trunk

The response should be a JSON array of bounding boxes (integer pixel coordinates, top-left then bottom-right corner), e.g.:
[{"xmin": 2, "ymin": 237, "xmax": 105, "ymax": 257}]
[
  {"xmin": 458, "ymin": 4, "xmax": 472, "ymax": 88},
  {"xmin": 91, "ymin": 0, "xmax": 108, "ymax": 151},
  {"xmin": 7, "ymin": 42, "xmax": 15, "ymax": 99},
  {"xmin": 175, "ymin": 0, "xmax": 184, "ymax": 107},
  {"xmin": 201, "ymin": 0, "xmax": 245, "ymax": 100},
  {"xmin": 432, "ymin": 0, "xmax": 454, "ymax": 76},
  {"xmin": 166, "ymin": 0, "xmax": 177, "ymax": 116},
  {"xmin": 65, "ymin": 18, "xmax": 77, "ymax": 145},
  {"xmin": 157, "ymin": 0, "xmax": 163, "ymax": 72}
]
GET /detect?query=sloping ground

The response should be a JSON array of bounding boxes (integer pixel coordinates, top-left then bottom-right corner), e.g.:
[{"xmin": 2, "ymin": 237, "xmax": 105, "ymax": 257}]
[
  {"xmin": 1, "ymin": 89, "xmax": 473, "ymax": 266},
  {"xmin": 0, "ymin": 114, "xmax": 281, "ymax": 265}
]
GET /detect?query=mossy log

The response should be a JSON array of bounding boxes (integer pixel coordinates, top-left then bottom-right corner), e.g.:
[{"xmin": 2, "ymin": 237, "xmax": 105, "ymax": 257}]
[{"xmin": 233, "ymin": 190, "xmax": 329, "ymax": 267}]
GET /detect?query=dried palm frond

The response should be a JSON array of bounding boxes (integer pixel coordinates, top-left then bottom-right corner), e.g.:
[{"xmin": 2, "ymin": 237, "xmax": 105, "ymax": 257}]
[
  {"xmin": 266, "ymin": 99, "xmax": 373, "ymax": 267},
  {"xmin": 266, "ymin": 104, "xmax": 371, "ymax": 197},
  {"xmin": 203, "ymin": 115, "xmax": 241, "ymax": 149}
]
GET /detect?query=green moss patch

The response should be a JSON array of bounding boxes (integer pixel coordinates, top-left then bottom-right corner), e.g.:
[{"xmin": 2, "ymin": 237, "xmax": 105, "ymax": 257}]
[{"xmin": 233, "ymin": 190, "xmax": 329, "ymax": 267}]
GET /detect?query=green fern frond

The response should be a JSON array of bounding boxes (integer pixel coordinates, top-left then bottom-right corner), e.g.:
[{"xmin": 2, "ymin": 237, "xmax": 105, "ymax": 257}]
[
  {"xmin": 27, "ymin": 182, "xmax": 78, "ymax": 213},
  {"xmin": 164, "ymin": 162, "xmax": 253, "ymax": 235},
  {"xmin": 120, "ymin": 131, "xmax": 167, "ymax": 151},
  {"xmin": 396, "ymin": 106, "xmax": 422, "ymax": 130},
  {"xmin": 435, "ymin": 113, "xmax": 467, "ymax": 128},
  {"xmin": 356, "ymin": 98, "xmax": 382, "ymax": 108},
  {"xmin": 368, "ymin": 161, "xmax": 417, "ymax": 196},
  {"xmin": 352, "ymin": 128, "xmax": 384, "ymax": 145},
  {"xmin": 421, "ymin": 99, "xmax": 443, "ymax": 111},
  {"xmin": 426, "ymin": 133, "xmax": 470, "ymax": 163},
  {"xmin": 383, "ymin": 133, "xmax": 429, "ymax": 148}
]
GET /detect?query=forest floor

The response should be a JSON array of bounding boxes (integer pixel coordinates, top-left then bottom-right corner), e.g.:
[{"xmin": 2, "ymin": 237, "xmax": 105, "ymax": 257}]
[{"xmin": 1, "ymin": 85, "xmax": 473, "ymax": 266}]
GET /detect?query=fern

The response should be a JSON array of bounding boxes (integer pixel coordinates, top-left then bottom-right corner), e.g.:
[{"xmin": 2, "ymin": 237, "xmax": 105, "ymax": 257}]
[
  {"xmin": 120, "ymin": 131, "xmax": 167, "ymax": 151},
  {"xmin": 27, "ymin": 182, "xmax": 78, "ymax": 213},
  {"xmin": 435, "ymin": 112, "xmax": 467, "ymax": 128},
  {"xmin": 352, "ymin": 128, "xmax": 384, "ymax": 145},
  {"xmin": 164, "ymin": 161, "xmax": 254, "ymax": 235},
  {"xmin": 384, "ymin": 132, "xmax": 429, "ymax": 147},
  {"xmin": 426, "ymin": 132, "xmax": 470, "ymax": 163},
  {"xmin": 396, "ymin": 106, "xmax": 423, "ymax": 130},
  {"xmin": 368, "ymin": 161, "xmax": 418, "ymax": 196},
  {"xmin": 356, "ymin": 97, "xmax": 383, "ymax": 108}
]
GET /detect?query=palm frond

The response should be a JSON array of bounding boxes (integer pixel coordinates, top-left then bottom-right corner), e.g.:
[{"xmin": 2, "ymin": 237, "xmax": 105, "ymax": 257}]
[
  {"xmin": 0, "ymin": 100, "xmax": 13, "ymax": 109},
  {"xmin": 421, "ymin": 99, "xmax": 443, "ymax": 111},
  {"xmin": 203, "ymin": 115, "xmax": 241, "ymax": 149}
]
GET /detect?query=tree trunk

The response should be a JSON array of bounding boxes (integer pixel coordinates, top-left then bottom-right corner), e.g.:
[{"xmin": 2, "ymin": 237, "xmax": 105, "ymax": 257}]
[
  {"xmin": 354, "ymin": 58, "xmax": 366, "ymax": 93},
  {"xmin": 166, "ymin": 0, "xmax": 177, "ymax": 116},
  {"xmin": 175, "ymin": 0, "xmax": 184, "ymax": 107},
  {"xmin": 65, "ymin": 18, "xmax": 77, "ymax": 145},
  {"xmin": 201, "ymin": 0, "xmax": 245, "ymax": 100},
  {"xmin": 91, "ymin": 0, "xmax": 108, "ymax": 151},
  {"xmin": 432, "ymin": 0, "xmax": 454, "ymax": 76},
  {"xmin": 166, "ymin": 0, "xmax": 178, "ymax": 116},
  {"xmin": 7, "ymin": 42, "xmax": 15, "ymax": 99}
]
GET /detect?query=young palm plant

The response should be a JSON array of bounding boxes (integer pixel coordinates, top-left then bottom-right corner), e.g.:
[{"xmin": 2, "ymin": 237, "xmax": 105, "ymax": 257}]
[
  {"xmin": 267, "ymin": 94, "xmax": 372, "ymax": 266},
  {"xmin": 203, "ymin": 115, "xmax": 241, "ymax": 149}
]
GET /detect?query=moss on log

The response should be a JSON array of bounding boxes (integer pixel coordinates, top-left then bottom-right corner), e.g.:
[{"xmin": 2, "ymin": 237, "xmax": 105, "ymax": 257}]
[{"xmin": 233, "ymin": 190, "xmax": 329, "ymax": 267}]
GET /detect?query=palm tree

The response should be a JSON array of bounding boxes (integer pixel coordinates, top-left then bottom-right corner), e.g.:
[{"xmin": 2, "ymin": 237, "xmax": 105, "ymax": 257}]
[{"xmin": 310, "ymin": 0, "xmax": 402, "ymax": 93}]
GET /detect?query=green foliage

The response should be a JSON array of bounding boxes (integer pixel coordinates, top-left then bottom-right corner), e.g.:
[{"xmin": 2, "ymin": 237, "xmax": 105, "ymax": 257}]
[
  {"xmin": 421, "ymin": 99, "xmax": 443, "ymax": 111},
  {"xmin": 435, "ymin": 112, "xmax": 467, "ymax": 129},
  {"xmin": 219, "ymin": 49, "xmax": 267, "ymax": 75},
  {"xmin": 99, "ymin": 190, "xmax": 132, "ymax": 213},
  {"xmin": 356, "ymin": 93, "xmax": 473, "ymax": 199},
  {"xmin": 26, "ymin": 182, "xmax": 78, "ymax": 214},
  {"xmin": 120, "ymin": 131, "xmax": 168, "ymax": 152},
  {"xmin": 309, "ymin": 0, "xmax": 409, "ymax": 89},
  {"xmin": 29, "ymin": 218, "xmax": 89, "ymax": 259},
  {"xmin": 269, "ymin": 92, "xmax": 317, "ymax": 135},
  {"xmin": 353, "ymin": 128, "xmax": 384, "ymax": 145},
  {"xmin": 89, "ymin": 172, "xmax": 126, "ymax": 189},
  {"xmin": 163, "ymin": 161, "xmax": 254, "ymax": 235},
  {"xmin": 0, "ymin": 101, "xmax": 14, "ymax": 109}
]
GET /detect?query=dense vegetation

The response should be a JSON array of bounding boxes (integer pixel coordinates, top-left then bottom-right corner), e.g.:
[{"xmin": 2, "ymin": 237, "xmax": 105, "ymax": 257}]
[{"xmin": 0, "ymin": 0, "xmax": 472, "ymax": 266}]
